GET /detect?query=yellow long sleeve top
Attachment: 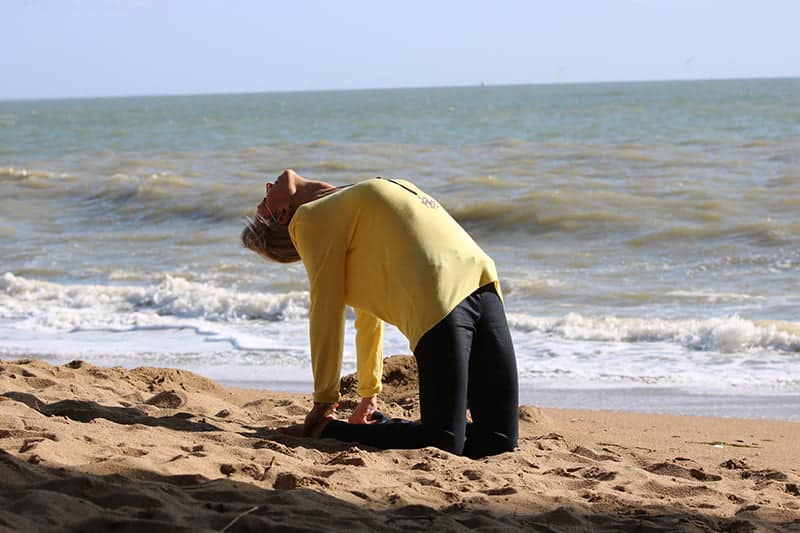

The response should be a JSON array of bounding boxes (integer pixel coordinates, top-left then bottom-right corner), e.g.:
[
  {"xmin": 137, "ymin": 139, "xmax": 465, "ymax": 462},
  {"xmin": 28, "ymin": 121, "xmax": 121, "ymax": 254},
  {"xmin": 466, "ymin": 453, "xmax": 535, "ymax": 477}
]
[{"xmin": 289, "ymin": 178, "xmax": 500, "ymax": 403}]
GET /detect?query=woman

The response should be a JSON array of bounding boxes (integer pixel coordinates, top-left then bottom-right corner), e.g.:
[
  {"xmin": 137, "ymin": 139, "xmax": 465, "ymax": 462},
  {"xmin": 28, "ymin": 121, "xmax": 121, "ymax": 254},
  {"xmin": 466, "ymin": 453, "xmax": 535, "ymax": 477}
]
[{"xmin": 242, "ymin": 169, "xmax": 518, "ymax": 458}]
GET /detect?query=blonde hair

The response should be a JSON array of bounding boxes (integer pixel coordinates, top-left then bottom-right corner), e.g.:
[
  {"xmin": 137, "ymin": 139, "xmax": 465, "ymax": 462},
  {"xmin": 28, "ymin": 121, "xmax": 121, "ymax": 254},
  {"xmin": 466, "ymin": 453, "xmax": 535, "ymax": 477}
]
[{"xmin": 241, "ymin": 215, "xmax": 301, "ymax": 263}]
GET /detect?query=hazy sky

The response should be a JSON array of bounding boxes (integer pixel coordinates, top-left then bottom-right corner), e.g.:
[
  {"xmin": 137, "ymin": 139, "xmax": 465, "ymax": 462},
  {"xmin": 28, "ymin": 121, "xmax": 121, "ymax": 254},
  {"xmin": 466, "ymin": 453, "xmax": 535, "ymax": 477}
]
[{"xmin": 2, "ymin": 0, "xmax": 799, "ymax": 100}]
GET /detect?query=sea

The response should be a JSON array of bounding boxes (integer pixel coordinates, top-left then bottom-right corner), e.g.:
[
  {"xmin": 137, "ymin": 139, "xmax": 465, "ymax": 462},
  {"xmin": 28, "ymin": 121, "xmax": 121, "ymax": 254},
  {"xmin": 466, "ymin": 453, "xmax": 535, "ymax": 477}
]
[{"xmin": 1, "ymin": 78, "xmax": 799, "ymax": 420}]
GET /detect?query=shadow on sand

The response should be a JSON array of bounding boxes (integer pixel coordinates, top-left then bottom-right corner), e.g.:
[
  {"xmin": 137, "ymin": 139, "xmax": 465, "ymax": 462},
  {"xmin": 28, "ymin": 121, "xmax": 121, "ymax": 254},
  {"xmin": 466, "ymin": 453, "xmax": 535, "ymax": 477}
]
[
  {"xmin": 2, "ymin": 392, "xmax": 221, "ymax": 432},
  {"xmin": 1, "ymin": 445, "xmax": 797, "ymax": 531},
  {"xmin": 1, "ymin": 385, "xmax": 798, "ymax": 532}
]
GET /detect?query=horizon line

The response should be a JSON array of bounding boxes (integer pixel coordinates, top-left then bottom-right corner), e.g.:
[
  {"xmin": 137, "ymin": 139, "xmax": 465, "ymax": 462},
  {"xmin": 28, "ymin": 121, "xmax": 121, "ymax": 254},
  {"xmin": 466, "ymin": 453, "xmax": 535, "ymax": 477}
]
[{"xmin": 2, "ymin": 75, "xmax": 798, "ymax": 104}]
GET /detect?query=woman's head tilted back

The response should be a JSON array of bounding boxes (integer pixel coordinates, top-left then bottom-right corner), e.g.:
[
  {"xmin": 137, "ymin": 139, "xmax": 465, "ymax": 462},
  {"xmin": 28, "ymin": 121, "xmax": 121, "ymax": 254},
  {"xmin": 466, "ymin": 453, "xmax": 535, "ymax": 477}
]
[{"xmin": 241, "ymin": 215, "xmax": 301, "ymax": 263}]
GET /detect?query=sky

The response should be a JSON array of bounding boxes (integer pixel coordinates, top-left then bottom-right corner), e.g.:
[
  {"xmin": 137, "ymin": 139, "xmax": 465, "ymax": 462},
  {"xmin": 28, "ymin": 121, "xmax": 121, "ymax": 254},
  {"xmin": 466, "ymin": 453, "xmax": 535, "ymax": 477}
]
[{"xmin": 2, "ymin": 0, "xmax": 799, "ymax": 100}]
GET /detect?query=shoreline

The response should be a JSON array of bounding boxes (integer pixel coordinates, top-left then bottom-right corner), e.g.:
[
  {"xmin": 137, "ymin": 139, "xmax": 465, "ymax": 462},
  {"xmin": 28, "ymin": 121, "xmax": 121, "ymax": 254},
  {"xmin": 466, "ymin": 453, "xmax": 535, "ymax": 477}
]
[
  {"xmin": 216, "ymin": 377, "xmax": 800, "ymax": 422},
  {"xmin": 520, "ymin": 386, "xmax": 800, "ymax": 422},
  {"xmin": 1, "ymin": 355, "xmax": 799, "ymax": 531}
]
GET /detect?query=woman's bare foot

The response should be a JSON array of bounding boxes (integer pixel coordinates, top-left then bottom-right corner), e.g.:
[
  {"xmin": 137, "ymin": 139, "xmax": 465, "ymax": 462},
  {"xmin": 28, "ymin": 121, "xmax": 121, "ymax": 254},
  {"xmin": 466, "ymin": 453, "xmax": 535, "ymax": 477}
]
[
  {"xmin": 277, "ymin": 402, "xmax": 338, "ymax": 438},
  {"xmin": 277, "ymin": 423, "xmax": 306, "ymax": 437},
  {"xmin": 277, "ymin": 416, "xmax": 334, "ymax": 438}
]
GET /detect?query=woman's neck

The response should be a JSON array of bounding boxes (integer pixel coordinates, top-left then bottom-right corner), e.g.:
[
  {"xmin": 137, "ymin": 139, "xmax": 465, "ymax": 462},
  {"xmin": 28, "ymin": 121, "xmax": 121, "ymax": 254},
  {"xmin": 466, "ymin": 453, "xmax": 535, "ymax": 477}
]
[{"xmin": 294, "ymin": 179, "xmax": 337, "ymax": 206}]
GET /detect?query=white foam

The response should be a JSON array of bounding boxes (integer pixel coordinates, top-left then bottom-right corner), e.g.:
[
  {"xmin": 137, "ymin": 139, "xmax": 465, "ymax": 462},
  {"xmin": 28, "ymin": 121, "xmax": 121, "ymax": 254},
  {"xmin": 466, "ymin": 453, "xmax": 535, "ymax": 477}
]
[
  {"xmin": 506, "ymin": 312, "xmax": 800, "ymax": 354},
  {"xmin": 0, "ymin": 166, "xmax": 72, "ymax": 180},
  {"xmin": 667, "ymin": 290, "xmax": 759, "ymax": 302},
  {"xmin": 0, "ymin": 272, "xmax": 310, "ymax": 330},
  {"xmin": 502, "ymin": 274, "xmax": 566, "ymax": 296},
  {"xmin": 4, "ymin": 272, "xmax": 799, "ymax": 356},
  {"xmin": 3, "ymin": 273, "xmax": 799, "ymax": 394}
]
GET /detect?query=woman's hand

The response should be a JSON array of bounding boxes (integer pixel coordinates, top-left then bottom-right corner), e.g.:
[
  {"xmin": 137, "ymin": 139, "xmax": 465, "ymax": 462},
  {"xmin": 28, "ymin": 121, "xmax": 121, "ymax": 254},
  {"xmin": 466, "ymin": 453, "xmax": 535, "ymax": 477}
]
[{"xmin": 348, "ymin": 395, "xmax": 378, "ymax": 424}]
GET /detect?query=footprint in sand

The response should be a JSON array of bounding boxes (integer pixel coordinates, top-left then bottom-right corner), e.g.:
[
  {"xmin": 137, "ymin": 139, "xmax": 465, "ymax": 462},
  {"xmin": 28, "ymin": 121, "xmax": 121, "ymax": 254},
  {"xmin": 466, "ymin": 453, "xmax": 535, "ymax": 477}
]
[
  {"xmin": 144, "ymin": 390, "xmax": 187, "ymax": 409},
  {"xmin": 644, "ymin": 480, "xmax": 717, "ymax": 499},
  {"xmin": 720, "ymin": 458, "xmax": 749, "ymax": 470},
  {"xmin": 273, "ymin": 472, "xmax": 329, "ymax": 490},
  {"xmin": 23, "ymin": 377, "xmax": 58, "ymax": 389},
  {"xmin": 741, "ymin": 469, "xmax": 788, "ymax": 482},
  {"xmin": 19, "ymin": 438, "xmax": 45, "ymax": 453},
  {"xmin": 414, "ymin": 476, "xmax": 443, "ymax": 488},
  {"xmin": 33, "ymin": 476, "xmax": 166, "ymax": 510},
  {"xmin": 462, "ymin": 469, "xmax": 482, "ymax": 481},
  {"xmin": 0, "ymin": 429, "xmax": 59, "ymax": 443},
  {"xmin": 532, "ymin": 432, "xmax": 567, "ymax": 451},
  {"xmin": 571, "ymin": 445, "xmax": 622, "ymax": 462},
  {"xmin": 252, "ymin": 440, "xmax": 297, "ymax": 458},
  {"xmin": 644, "ymin": 462, "xmax": 722, "ymax": 482},
  {"xmin": 327, "ymin": 452, "xmax": 368, "ymax": 467},
  {"xmin": 119, "ymin": 447, "xmax": 149, "ymax": 458},
  {"xmin": 543, "ymin": 467, "xmax": 580, "ymax": 478},
  {"xmin": 720, "ymin": 458, "xmax": 790, "ymax": 485},
  {"xmin": 410, "ymin": 461, "xmax": 435, "ymax": 472},
  {"xmin": 480, "ymin": 486, "xmax": 517, "ymax": 496},
  {"xmin": 580, "ymin": 466, "xmax": 617, "ymax": 481},
  {"xmin": 178, "ymin": 445, "xmax": 206, "ymax": 457}
]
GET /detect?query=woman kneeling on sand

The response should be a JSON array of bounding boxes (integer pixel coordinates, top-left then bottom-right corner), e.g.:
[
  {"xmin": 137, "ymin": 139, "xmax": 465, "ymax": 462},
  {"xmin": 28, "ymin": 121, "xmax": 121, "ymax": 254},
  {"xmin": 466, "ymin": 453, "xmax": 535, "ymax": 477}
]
[{"xmin": 241, "ymin": 169, "xmax": 518, "ymax": 459}]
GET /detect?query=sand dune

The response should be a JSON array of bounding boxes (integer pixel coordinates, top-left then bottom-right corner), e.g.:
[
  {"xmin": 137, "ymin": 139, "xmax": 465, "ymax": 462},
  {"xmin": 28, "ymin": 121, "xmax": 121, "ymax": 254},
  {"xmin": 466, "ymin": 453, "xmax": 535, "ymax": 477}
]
[{"xmin": 1, "ymin": 355, "xmax": 798, "ymax": 532}]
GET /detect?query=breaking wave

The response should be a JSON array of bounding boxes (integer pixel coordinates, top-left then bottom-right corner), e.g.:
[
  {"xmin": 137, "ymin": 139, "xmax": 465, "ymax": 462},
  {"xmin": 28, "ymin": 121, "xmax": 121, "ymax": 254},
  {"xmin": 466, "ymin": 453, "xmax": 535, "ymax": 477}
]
[
  {"xmin": 507, "ymin": 312, "xmax": 800, "ymax": 354},
  {"xmin": 3, "ymin": 273, "xmax": 798, "ymax": 355}
]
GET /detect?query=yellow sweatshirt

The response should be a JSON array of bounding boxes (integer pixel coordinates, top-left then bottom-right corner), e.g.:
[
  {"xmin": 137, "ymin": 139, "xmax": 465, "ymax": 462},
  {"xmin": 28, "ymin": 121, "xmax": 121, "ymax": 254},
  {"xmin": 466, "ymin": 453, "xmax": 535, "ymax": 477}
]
[{"xmin": 289, "ymin": 178, "xmax": 500, "ymax": 403}]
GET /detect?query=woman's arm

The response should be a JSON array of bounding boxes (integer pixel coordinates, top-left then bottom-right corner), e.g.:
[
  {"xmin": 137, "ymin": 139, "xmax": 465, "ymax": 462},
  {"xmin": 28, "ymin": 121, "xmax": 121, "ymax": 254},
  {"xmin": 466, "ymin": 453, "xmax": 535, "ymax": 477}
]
[
  {"xmin": 350, "ymin": 309, "xmax": 384, "ymax": 423},
  {"xmin": 292, "ymin": 218, "xmax": 348, "ymax": 404},
  {"xmin": 354, "ymin": 308, "xmax": 384, "ymax": 398},
  {"xmin": 347, "ymin": 309, "xmax": 383, "ymax": 424}
]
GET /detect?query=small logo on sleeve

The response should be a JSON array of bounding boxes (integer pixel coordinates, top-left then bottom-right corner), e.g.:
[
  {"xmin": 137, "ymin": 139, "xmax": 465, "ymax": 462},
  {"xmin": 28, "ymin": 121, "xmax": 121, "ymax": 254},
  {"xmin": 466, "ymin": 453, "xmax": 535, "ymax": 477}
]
[{"xmin": 420, "ymin": 196, "xmax": 439, "ymax": 209}]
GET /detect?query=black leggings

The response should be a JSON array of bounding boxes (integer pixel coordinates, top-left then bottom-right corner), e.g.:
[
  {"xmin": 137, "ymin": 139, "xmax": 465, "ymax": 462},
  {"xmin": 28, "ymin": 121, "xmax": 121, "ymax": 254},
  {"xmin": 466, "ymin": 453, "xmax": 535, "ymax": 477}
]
[{"xmin": 321, "ymin": 284, "xmax": 519, "ymax": 459}]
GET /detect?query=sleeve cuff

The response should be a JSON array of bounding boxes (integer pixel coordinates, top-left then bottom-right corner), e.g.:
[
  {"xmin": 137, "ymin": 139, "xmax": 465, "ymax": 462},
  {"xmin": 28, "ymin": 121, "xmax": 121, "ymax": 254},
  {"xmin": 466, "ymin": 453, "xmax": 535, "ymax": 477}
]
[
  {"xmin": 356, "ymin": 383, "xmax": 382, "ymax": 399},
  {"xmin": 313, "ymin": 390, "xmax": 341, "ymax": 403}
]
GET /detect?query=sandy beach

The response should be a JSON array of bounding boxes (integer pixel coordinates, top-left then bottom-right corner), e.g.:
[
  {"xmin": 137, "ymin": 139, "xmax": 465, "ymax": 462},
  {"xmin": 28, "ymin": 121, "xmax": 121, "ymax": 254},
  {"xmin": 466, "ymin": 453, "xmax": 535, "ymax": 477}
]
[{"xmin": 1, "ymin": 355, "xmax": 798, "ymax": 532}]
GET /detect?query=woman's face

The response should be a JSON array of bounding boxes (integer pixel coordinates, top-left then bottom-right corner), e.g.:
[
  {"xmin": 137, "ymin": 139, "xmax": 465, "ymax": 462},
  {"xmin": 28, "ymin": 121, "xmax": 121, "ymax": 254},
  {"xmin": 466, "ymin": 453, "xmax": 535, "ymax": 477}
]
[{"xmin": 257, "ymin": 169, "xmax": 295, "ymax": 224}]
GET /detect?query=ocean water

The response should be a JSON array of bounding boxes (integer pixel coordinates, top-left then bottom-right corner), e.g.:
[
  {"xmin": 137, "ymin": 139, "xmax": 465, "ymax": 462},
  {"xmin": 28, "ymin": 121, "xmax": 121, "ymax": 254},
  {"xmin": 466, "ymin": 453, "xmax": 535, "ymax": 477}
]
[{"xmin": 1, "ymin": 79, "xmax": 799, "ymax": 419}]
